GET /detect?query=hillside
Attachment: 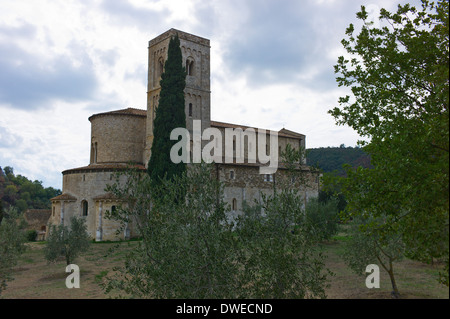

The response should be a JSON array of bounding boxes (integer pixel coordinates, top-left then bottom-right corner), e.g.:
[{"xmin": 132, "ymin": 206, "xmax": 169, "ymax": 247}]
[
  {"xmin": 306, "ymin": 146, "xmax": 372, "ymax": 175},
  {"xmin": 0, "ymin": 166, "xmax": 61, "ymax": 213}
]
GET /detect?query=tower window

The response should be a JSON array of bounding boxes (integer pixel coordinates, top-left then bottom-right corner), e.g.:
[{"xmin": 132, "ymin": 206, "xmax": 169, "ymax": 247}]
[
  {"xmin": 189, "ymin": 103, "xmax": 193, "ymax": 117},
  {"xmin": 158, "ymin": 57, "xmax": 164, "ymax": 78},
  {"xmin": 186, "ymin": 57, "xmax": 194, "ymax": 76},
  {"xmin": 232, "ymin": 198, "xmax": 237, "ymax": 211},
  {"xmin": 230, "ymin": 170, "xmax": 235, "ymax": 180}
]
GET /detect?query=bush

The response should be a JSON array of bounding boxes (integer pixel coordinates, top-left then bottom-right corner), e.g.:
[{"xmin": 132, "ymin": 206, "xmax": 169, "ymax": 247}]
[
  {"xmin": 305, "ymin": 197, "xmax": 339, "ymax": 241},
  {"xmin": 25, "ymin": 230, "xmax": 37, "ymax": 242}
]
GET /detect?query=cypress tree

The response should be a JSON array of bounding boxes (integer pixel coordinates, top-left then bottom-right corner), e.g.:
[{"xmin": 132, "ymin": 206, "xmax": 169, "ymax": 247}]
[{"xmin": 147, "ymin": 34, "xmax": 187, "ymax": 185}]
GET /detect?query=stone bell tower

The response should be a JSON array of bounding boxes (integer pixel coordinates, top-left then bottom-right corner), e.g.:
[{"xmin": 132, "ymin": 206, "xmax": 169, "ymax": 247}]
[{"xmin": 143, "ymin": 28, "xmax": 211, "ymax": 165}]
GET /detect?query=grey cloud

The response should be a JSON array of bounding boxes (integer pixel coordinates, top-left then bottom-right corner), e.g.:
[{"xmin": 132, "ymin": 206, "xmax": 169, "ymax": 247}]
[
  {"xmin": 214, "ymin": 0, "xmax": 362, "ymax": 91},
  {"xmin": 0, "ymin": 40, "xmax": 99, "ymax": 110},
  {"xmin": 0, "ymin": 22, "xmax": 36, "ymax": 39}
]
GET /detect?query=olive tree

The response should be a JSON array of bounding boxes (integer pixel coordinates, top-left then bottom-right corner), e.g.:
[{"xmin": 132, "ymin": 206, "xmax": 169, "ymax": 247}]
[
  {"xmin": 45, "ymin": 216, "xmax": 91, "ymax": 265},
  {"xmin": 0, "ymin": 207, "xmax": 26, "ymax": 295}
]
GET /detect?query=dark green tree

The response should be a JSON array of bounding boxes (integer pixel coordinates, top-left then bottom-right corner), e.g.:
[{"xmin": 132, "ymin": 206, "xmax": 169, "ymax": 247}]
[
  {"xmin": 147, "ymin": 34, "xmax": 187, "ymax": 186},
  {"xmin": 0, "ymin": 200, "xmax": 4, "ymax": 224},
  {"xmin": 329, "ymin": 0, "xmax": 449, "ymax": 285}
]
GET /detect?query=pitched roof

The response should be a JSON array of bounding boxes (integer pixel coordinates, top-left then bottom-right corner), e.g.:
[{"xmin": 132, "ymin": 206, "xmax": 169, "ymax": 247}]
[
  {"xmin": 92, "ymin": 193, "xmax": 120, "ymax": 201},
  {"xmin": 51, "ymin": 193, "xmax": 77, "ymax": 201},
  {"xmin": 23, "ymin": 209, "xmax": 52, "ymax": 230}
]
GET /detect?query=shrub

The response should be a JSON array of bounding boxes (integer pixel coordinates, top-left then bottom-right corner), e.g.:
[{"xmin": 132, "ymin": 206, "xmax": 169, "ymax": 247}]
[
  {"xmin": 25, "ymin": 230, "xmax": 38, "ymax": 242},
  {"xmin": 305, "ymin": 197, "xmax": 339, "ymax": 241}
]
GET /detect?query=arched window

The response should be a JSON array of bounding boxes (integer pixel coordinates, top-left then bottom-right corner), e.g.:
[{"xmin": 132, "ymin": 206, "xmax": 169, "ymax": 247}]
[
  {"xmin": 189, "ymin": 103, "xmax": 193, "ymax": 117},
  {"xmin": 82, "ymin": 200, "xmax": 88, "ymax": 216},
  {"xmin": 186, "ymin": 57, "xmax": 194, "ymax": 76},
  {"xmin": 232, "ymin": 198, "xmax": 237, "ymax": 211},
  {"xmin": 111, "ymin": 205, "xmax": 117, "ymax": 213},
  {"xmin": 158, "ymin": 57, "xmax": 164, "ymax": 78}
]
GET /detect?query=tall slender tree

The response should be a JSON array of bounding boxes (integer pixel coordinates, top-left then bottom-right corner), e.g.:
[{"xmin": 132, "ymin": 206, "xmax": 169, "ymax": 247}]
[{"xmin": 148, "ymin": 34, "xmax": 187, "ymax": 185}]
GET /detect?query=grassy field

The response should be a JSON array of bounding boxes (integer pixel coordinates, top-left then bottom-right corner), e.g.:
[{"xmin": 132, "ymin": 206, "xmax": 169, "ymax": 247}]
[{"xmin": 1, "ymin": 237, "xmax": 448, "ymax": 299}]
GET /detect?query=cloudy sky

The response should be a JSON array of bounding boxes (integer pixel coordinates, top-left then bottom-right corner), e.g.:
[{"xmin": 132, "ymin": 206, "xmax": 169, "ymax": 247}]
[{"xmin": 0, "ymin": 0, "xmax": 419, "ymax": 190}]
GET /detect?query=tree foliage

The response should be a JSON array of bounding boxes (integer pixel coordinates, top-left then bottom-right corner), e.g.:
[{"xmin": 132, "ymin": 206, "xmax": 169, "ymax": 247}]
[
  {"xmin": 105, "ymin": 164, "xmax": 239, "ymax": 298},
  {"xmin": 147, "ymin": 34, "xmax": 187, "ymax": 186},
  {"xmin": 0, "ymin": 207, "xmax": 26, "ymax": 295},
  {"xmin": 44, "ymin": 216, "xmax": 91, "ymax": 265},
  {"xmin": 104, "ymin": 156, "xmax": 331, "ymax": 298},
  {"xmin": 0, "ymin": 166, "xmax": 61, "ymax": 212},
  {"xmin": 305, "ymin": 197, "xmax": 339, "ymax": 242},
  {"xmin": 235, "ymin": 145, "xmax": 331, "ymax": 298},
  {"xmin": 343, "ymin": 216, "xmax": 405, "ymax": 298},
  {"xmin": 329, "ymin": 0, "xmax": 449, "ymax": 285}
]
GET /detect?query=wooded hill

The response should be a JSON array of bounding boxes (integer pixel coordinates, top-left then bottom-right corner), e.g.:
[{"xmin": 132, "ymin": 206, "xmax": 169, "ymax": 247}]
[
  {"xmin": 0, "ymin": 166, "xmax": 61, "ymax": 213},
  {"xmin": 306, "ymin": 145, "xmax": 372, "ymax": 175}
]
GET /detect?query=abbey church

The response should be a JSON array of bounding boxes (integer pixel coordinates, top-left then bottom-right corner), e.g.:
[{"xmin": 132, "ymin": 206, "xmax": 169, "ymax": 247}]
[{"xmin": 48, "ymin": 29, "xmax": 319, "ymax": 241}]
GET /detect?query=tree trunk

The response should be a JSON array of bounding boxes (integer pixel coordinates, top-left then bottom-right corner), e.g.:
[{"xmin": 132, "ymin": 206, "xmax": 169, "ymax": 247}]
[{"xmin": 388, "ymin": 260, "xmax": 400, "ymax": 298}]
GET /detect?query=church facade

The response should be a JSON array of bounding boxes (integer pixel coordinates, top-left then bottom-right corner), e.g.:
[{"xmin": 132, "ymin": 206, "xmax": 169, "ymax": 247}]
[{"xmin": 49, "ymin": 29, "xmax": 319, "ymax": 241}]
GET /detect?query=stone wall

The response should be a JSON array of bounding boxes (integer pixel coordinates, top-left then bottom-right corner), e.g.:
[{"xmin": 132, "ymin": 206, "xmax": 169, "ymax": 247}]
[
  {"xmin": 89, "ymin": 113, "xmax": 146, "ymax": 165},
  {"xmin": 217, "ymin": 163, "xmax": 319, "ymax": 217},
  {"xmin": 51, "ymin": 168, "xmax": 137, "ymax": 241}
]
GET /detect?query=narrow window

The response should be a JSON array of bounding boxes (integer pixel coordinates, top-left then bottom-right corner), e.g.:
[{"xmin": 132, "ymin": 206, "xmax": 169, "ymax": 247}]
[
  {"xmin": 232, "ymin": 198, "xmax": 237, "ymax": 211},
  {"xmin": 94, "ymin": 142, "xmax": 98, "ymax": 163},
  {"xmin": 82, "ymin": 200, "xmax": 88, "ymax": 216},
  {"xmin": 230, "ymin": 170, "xmax": 235, "ymax": 180},
  {"xmin": 111, "ymin": 205, "xmax": 117, "ymax": 213},
  {"xmin": 265, "ymin": 174, "xmax": 273, "ymax": 182},
  {"xmin": 52, "ymin": 206, "xmax": 55, "ymax": 217},
  {"xmin": 189, "ymin": 103, "xmax": 193, "ymax": 117},
  {"xmin": 186, "ymin": 58, "xmax": 194, "ymax": 76},
  {"xmin": 158, "ymin": 57, "xmax": 164, "ymax": 78}
]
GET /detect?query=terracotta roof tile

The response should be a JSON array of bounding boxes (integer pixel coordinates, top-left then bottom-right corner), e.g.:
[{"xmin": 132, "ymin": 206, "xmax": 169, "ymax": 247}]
[
  {"xmin": 63, "ymin": 163, "xmax": 146, "ymax": 175},
  {"xmin": 210, "ymin": 121, "xmax": 304, "ymax": 139},
  {"xmin": 93, "ymin": 193, "xmax": 120, "ymax": 201},
  {"xmin": 51, "ymin": 193, "xmax": 77, "ymax": 201},
  {"xmin": 88, "ymin": 107, "xmax": 147, "ymax": 121}
]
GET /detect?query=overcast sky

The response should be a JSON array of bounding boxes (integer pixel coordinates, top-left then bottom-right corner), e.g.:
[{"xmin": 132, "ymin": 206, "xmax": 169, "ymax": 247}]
[{"xmin": 0, "ymin": 0, "xmax": 420, "ymax": 190}]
